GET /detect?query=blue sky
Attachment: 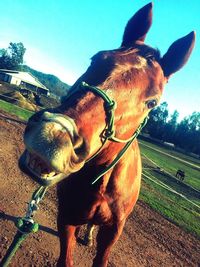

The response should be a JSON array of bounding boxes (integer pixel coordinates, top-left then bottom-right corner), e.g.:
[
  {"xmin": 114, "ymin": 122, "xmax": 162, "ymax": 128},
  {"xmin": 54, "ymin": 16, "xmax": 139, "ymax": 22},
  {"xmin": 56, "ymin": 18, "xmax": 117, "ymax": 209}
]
[{"xmin": 0, "ymin": 0, "xmax": 199, "ymax": 119}]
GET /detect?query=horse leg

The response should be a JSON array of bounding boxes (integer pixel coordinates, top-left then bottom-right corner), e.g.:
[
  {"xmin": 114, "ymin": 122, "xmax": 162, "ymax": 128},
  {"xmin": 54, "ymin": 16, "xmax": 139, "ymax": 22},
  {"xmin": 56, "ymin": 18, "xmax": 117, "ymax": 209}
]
[
  {"xmin": 83, "ymin": 223, "xmax": 95, "ymax": 247},
  {"xmin": 92, "ymin": 220, "xmax": 125, "ymax": 267},
  {"xmin": 57, "ymin": 223, "xmax": 76, "ymax": 267}
]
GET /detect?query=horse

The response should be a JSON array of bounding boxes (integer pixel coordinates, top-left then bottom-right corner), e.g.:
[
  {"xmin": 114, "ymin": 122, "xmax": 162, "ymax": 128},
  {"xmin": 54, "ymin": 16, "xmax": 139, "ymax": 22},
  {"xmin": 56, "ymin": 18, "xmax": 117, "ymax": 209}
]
[
  {"xmin": 19, "ymin": 3, "xmax": 195, "ymax": 267},
  {"xmin": 176, "ymin": 169, "xmax": 185, "ymax": 181}
]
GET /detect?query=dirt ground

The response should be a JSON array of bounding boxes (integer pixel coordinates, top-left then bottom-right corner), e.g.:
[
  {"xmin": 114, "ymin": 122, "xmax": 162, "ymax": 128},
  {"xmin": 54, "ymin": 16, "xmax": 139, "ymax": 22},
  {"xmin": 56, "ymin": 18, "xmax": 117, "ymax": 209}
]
[{"xmin": 0, "ymin": 110, "xmax": 200, "ymax": 267}]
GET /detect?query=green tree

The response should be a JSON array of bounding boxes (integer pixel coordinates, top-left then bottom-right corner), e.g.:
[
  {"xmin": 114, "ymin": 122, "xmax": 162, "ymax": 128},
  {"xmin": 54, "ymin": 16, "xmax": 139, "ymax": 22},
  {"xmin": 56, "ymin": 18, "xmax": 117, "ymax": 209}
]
[
  {"xmin": 164, "ymin": 110, "xmax": 179, "ymax": 143},
  {"xmin": 0, "ymin": 42, "xmax": 26, "ymax": 70},
  {"xmin": 186, "ymin": 112, "xmax": 200, "ymax": 155},
  {"xmin": 175, "ymin": 112, "xmax": 200, "ymax": 155},
  {"xmin": 143, "ymin": 100, "xmax": 200, "ymax": 156},
  {"xmin": 146, "ymin": 102, "xmax": 169, "ymax": 140},
  {"xmin": 0, "ymin": 48, "xmax": 8, "ymax": 68}
]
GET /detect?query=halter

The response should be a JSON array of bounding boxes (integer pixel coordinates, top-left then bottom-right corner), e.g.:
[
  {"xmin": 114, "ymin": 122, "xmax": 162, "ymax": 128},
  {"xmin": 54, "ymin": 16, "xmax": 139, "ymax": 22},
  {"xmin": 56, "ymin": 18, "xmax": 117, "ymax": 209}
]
[
  {"xmin": 22, "ymin": 81, "xmax": 148, "ymax": 186},
  {"xmin": 79, "ymin": 82, "xmax": 148, "ymax": 184},
  {"xmin": 80, "ymin": 82, "xmax": 148, "ymax": 142}
]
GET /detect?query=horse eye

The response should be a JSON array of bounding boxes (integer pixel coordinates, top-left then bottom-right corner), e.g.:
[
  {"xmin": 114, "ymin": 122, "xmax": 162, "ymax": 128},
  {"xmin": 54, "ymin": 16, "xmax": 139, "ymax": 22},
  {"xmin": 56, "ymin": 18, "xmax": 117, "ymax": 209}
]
[{"xmin": 146, "ymin": 99, "xmax": 157, "ymax": 109}]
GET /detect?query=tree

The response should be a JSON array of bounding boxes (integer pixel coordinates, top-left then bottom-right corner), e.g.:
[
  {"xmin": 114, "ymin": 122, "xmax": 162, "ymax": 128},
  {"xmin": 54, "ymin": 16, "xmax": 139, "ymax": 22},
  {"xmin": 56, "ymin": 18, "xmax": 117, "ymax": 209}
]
[
  {"xmin": 169, "ymin": 110, "xmax": 179, "ymax": 126},
  {"xmin": 0, "ymin": 48, "xmax": 8, "ymax": 68},
  {"xmin": 0, "ymin": 48, "xmax": 7, "ymax": 57},
  {"xmin": 146, "ymin": 102, "xmax": 169, "ymax": 140},
  {"xmin": 0, "ymin": 42, "xmax": 26, "ymax": 70},
  {"xmin": 164, "ymin": 110, "xmax": 179, "ymax": 143},
  {"xmin": 175, "ymin": 112, "xmax": 200, "ymax": 155},
  {"xmin": 185, "ymin": 112, "xmax": 200, "ymax": 155},
  {"xmin": 142, "ymin": 100, "xmax": 200, "ymax": 156}
]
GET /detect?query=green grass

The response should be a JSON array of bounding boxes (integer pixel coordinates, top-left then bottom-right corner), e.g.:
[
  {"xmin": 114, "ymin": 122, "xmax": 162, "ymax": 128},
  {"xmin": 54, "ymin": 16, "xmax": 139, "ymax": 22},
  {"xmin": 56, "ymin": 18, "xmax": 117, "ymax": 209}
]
[
  {"xmin": 144, "ymin": 169, "xmax": 200, "ymax": 206},
  {"xmin": 139, "ymin": 140, "xmax": 200, "ymax": 191},
  {"xmin": 0, "ymin": 99, "xmax": 34, "ymax": 121},
  {"xmin": 139, "ymin": 176, "xmax": 200, "ymax": 238},
  {"xmin": 140, "ymin": 138, "xmax": 200, "ymax": 166},
  {"xmin": 139, "ymin": 140, "xmax": 200, "ymax": 238}
]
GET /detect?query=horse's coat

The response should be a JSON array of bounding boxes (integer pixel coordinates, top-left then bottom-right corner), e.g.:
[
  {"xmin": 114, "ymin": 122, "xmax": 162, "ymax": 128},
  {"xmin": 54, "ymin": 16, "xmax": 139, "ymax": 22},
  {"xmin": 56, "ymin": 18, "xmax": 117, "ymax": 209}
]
[{"xmin": 19, "ymin": 3, "xmax": 195, "ymax": 267}]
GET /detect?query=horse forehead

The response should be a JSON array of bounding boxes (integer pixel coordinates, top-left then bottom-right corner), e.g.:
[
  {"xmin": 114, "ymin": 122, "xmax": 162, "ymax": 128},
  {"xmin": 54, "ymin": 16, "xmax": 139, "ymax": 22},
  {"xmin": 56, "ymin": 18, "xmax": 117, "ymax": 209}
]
[
  {"xmin": 116, "ymin": 44, "xmax": 159, "ymax": 61},
  {"xmin": 144, "ymin": 63, "xmax": 165, "ymax": 97}
]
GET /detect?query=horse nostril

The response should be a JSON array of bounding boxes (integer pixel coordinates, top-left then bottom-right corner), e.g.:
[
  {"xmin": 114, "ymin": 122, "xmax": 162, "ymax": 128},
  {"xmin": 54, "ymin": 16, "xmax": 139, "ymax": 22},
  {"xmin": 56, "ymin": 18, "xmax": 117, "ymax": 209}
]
[
  {"xmin": 74, "ymin": 136, "xmax": 83, "ymax": 150},
  {"xmin": 42, "ymin": 111, "xmax": 52, "ymax": 120},
  {"xmin": 28, "ymin": 110, "xmax": 51, "ymax": 123}
]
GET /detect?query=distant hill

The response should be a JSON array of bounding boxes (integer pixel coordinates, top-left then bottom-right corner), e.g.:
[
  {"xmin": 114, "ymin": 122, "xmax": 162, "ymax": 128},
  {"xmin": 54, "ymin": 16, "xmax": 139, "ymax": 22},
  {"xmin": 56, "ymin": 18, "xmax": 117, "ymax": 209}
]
[{"xmin": 21, "ymin": 65, "xmax": 71, "ymax": 97}]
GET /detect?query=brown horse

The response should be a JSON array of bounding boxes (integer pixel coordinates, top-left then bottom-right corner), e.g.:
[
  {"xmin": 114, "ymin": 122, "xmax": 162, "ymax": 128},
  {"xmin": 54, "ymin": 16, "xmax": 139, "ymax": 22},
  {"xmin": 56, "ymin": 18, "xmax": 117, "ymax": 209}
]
[{"xmin": 19, "ymin": 3, "xmax": 195, "ymax": 267}]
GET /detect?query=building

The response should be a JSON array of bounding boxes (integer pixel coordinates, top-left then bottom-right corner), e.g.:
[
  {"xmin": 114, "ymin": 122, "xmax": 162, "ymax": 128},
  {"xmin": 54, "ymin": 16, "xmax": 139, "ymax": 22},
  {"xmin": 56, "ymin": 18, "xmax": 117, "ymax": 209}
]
[{"xmin": 0, "ymin": 69, "xmax": 49, "ymax": 96}]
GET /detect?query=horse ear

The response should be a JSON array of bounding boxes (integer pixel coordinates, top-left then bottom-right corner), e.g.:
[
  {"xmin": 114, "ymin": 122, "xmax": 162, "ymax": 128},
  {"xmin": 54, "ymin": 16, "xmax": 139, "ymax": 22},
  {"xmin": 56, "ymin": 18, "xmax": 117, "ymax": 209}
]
[
  {"xmin": 161, "ymin": 31, "xmax": 196, "ymax": 78},
  {"xmin": 121, "ymin": 2, "xmax": 153, "ymax": 47}
]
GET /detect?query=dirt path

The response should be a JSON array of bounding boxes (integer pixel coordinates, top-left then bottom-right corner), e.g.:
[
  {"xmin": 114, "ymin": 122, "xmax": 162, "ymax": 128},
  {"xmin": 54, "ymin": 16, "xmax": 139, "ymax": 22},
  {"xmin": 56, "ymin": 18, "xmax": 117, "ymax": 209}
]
[{"xmin": 0, "ymin": 111, "xmax": 200, "ymax": 267}]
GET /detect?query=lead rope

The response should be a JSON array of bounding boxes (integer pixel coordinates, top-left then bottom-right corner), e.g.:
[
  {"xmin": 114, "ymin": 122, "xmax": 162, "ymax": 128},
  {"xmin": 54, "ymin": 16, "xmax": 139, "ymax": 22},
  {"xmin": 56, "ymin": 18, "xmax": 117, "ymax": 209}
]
[{"xmin": 1, "ymin": 186, "xmax": 48, "ymax": 267}]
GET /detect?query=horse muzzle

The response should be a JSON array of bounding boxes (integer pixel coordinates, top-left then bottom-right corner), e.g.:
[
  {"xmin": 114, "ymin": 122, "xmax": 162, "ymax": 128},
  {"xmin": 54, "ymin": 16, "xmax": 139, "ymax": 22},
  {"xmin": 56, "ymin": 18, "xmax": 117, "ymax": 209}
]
[{"xmin": 19, "ymin": 111, "xmax": 88, "ymax": 186}]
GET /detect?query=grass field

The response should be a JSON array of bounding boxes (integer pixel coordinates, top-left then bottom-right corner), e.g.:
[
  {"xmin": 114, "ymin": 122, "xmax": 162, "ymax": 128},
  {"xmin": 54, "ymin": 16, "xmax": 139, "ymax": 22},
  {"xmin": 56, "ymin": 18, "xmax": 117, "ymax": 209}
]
[
  {"xmin": 140, "ymin": 177, "xmax": 200, "ymax": 238},
  {"xmin": 0, "ymin": 99, "xmax": 34, "ymax": 121},
  {"xmin": 140, "ymin": 139, "xmax": 200, "ymax": 191},
  {"xmin": 139, "ymin": 139, "xmax": 200, "ymax": 238},
  {"xmin": 0, "ymin": 101, "xmax": 200, "ymax": 238},
  {"xmin": 140, "ymin": 138, "xmax": 200, "ymax": 166}
]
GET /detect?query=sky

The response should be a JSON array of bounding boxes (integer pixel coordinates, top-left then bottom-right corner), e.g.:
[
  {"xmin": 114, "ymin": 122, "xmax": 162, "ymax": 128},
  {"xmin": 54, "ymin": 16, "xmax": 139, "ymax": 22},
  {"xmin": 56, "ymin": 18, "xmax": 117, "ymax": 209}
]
[{"xmin": 0, "ymin": 0, "xmax": 199, "ymax": 120}]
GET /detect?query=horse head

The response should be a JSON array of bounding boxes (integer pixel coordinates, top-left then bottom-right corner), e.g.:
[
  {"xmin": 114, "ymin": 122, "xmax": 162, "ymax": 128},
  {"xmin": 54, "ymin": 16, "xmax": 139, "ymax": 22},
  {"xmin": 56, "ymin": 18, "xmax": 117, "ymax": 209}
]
[{"xmin": 19, "ymin": 3, "xmax": 195, "ymax": 186}]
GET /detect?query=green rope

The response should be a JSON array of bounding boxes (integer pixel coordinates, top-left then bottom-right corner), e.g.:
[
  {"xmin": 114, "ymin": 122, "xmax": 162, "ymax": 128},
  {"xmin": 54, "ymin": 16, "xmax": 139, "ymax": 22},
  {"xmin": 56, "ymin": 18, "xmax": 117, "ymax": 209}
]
[
  {"xmin": 81, "ymin": 82, "xmax": 117, "ymax": 141},
  {"xmin": 79, "ymin": 82, "xmax": 149, "ymax": 184},
  {"xmin": 81, "ymin": 82, "xmax": 148, "ymax": 143},
  {"xmin": 81, "ymin": 82, "xmax": 118, "ymax": 162},
  {"xmin": 0, "ymin": 186, "xmax": 47, "ymax": 267},
  {"xmin": 91, "ymin": 116, "xmax": 148, "ymax": 184},
  {"xmin": 1, "ymin": 232, "xmax": 29, "ymax": 267}
]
